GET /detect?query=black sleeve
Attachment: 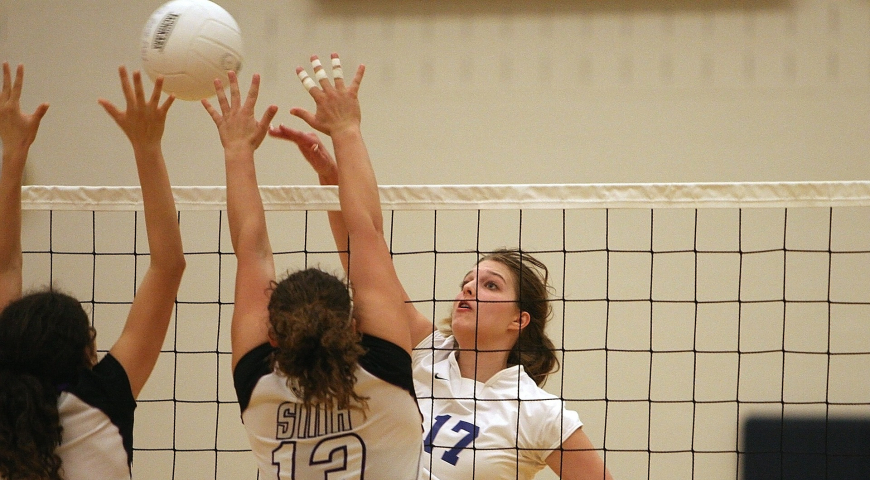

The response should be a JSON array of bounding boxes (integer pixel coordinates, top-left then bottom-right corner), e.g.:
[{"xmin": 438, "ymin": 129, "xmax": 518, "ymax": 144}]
[
  {"xmin": 233, "ymin": 343, "xmax": 274, "ymax": 413},
  {"xmin": 75, "ymin": 353, "xmax": 136, "ymax": 465},
  {"xmin": 358, "ymin": 334, "xmax": 416, "ymax": 397}
]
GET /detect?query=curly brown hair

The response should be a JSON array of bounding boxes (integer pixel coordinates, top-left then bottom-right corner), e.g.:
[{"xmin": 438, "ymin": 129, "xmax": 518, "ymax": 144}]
[
  {"xmin": 268, "ymin": 268, "xmax": 368, "ymax": 411},
  {"xmin": 479, "ymin": 249, "xmax": 560, "ymax": 387},
  {"xmin": 0, "ymin": 290, "xmax": 94, "ymax": 480}
]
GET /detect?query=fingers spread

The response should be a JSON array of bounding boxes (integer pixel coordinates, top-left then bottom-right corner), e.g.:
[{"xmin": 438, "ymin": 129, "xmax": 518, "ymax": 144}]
[
  {"xmin": 11, "ymin": 64, "xmax": 24, "ymax": 102},
  {"xmin": 132, "ymin": 70, "xmax": 146, "ymax": 105},
  {"xmin": 149, "ymin": 76, "xmax": 164, "ymax": 105},
  {"xmin": 330, "ymin": 53, "xmax": 344, "ymax": 88},
  {"xmin": 297, "ymin": 66, "xmax": 317, "ymax": 92},
  {"xmin": 32, "ymin": 103, "xmax": 49, "ymax": 123},
  {"xmin": 159, "ymin": 94, "xmax": 176, "ymax": 114},
  {"xmin": 349, "ymin": 64, "xmax": 366, "ymax": 95},
  {"xmin": 98, "ymin": 98, "xmax": 121, "ymax": 121},
  {"xmin": 245, "ymin": 73, "xmax": 261, "ymax": 110},
  {"xmin": 201, "ymin": 98, "xmax": 221, "ymax": 125},
  {"xmin": 213, "ymin": 78, "xmax": 229, "ymax": 115},
  {"xmin": 311, "ymin": 55, "xmax": 330, "ymax": 89},
  {"xmin": 1, "ymin": 62, "xmax": 11, "ymax": 99},
  {"xmin": 259, "ymin": 104, "xmax": 278, "ymax": 130},
  {"xmin": 117, "ymin": 66, "xmax": 135, "ymax": 106},
  {"xmin": 228, "ymin": 70, "xmax": 241, "ymax": 105}
]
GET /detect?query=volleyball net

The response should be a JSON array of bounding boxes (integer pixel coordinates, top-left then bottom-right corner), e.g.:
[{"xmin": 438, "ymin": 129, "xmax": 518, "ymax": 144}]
[{"xmin": 20, "ymin": 182, "xmax": 870, "ymax": 480}]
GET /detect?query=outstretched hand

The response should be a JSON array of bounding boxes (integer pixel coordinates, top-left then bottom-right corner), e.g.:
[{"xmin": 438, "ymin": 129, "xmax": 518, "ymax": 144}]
[
  {"xmin": 268, "ymin": 124, "xmax": 337, "ymax": 182},
  {"xmin": 290, "ymin": 53, "xmax": 365, "ymax": 137},
  {"xmin": 99, "ymin": 66, "xmax": 174, "ymax": 152},
  {"xmin": 202, "ymin": 71, "xmax": 278, "ymax": 152},
  {"xmin": 0, "ymin": 62, "xmax": 49, "ymax": 157}
]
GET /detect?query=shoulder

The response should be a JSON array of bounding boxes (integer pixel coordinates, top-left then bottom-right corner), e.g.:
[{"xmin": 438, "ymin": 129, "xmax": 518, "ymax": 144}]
[
  {"xmin": 511, "ymin": 373, "xmax": 583, "ymax": 451},
  {"xmin": 412, "ymin": 330, "xmax": 453, "ymax": 358},
  {"xmin": 233, "ymin": 343, "xmax": 275, "ymax": 412},
  {"xmin": 357, "ymin": 334, "xmax": 415, "ymax": 396},
  {"xmin": 68, "ymin": 353, "xmax": 135, "ymax": 410}
]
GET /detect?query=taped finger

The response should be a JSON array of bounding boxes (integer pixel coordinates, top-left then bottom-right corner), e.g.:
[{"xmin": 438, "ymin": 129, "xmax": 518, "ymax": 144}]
[
  {"xmin": 331, "ymin": 57, "xmax": 343, "ymax": 80},
  {"xmin": 297, "ymin": 70, "xmax": 317, "ymax": 91}
]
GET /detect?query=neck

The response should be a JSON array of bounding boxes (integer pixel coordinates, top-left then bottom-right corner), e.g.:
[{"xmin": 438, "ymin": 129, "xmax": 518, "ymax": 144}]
[{"xmin": 455, "ymin": 346, "xmax": 512, "ymax": 384}]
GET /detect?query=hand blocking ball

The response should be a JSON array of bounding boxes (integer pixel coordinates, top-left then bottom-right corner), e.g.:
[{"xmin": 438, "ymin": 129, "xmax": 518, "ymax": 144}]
[{"xmin": 141, "ymin": 0, "xmax": 243, "ymax": 101}]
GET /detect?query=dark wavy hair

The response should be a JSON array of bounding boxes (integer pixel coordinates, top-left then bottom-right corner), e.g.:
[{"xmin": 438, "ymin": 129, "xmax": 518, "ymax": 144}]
[
  {"xmin": 268, "ymin": 268, "xmax": 367, "ymax": 411},
  {"xmin": 0, "ymin": 289, "xmax": 94, "ymax": 480},
  {"xmin": 479, "ymin": 249, "xmax": 559, "ymax": 387}
]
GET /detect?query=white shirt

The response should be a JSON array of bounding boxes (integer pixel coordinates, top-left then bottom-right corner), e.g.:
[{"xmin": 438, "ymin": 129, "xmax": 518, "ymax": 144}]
[
  {"xmin": 413, "ymin": 331, "xmax": 582, "ymax": 480},
  {"xmin": 235, "ymin": 336, "xmax": 424, "ymax": 480},
  {"xmin": 57, "ymin": 354, "xmax": 135, "ymax": 480}
]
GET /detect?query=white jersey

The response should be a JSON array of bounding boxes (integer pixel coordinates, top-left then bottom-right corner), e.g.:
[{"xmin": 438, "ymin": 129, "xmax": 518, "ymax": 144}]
[
  {"xmin": 234, "ymin": 334, "xmax": 424, "ymax": 480},
  {"xmin": 413, "ymin": 331, "xmax": 583, "ymax": 480},
  {"xmin": 56, "ymin": 353, "xmax": 135, "ymax": 480}
]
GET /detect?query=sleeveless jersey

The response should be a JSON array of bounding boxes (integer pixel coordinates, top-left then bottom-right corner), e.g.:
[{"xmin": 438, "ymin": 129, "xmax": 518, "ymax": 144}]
[
  {"xmin": 413, "ymin": 331, "xmax": 583, "ymax": 480},
  {"xmin": 234, "ymin": 334, "xmax": 424, "ymax": 480}
]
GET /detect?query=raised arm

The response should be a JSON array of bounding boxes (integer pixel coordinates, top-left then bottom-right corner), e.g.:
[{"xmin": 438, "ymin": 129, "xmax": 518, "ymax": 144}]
[
  {"xmin": 98, "ymin": 67, "xmax": 186, "ymax": 398},
  {"xmin": 202, "ymin": 72, "xmax": 278, "ymax": 370},
  {"xmin": 0, "ymin": 63, "xmax": 48, "ymax": 311},
  {"xmin": 269, "ymin": 122, "xmax": 435, "ymax": 348},
  {"xmin": 289, "ymin": 54, "xmax": 420, "ymax": 353},
  {"xmin": 268, "ymin": 125, "xmax": 349, "ymax": 271}
]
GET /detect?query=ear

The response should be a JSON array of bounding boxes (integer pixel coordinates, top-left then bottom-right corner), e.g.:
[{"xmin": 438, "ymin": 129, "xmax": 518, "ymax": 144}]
[
  {"xmin": 511, "ymin": 311, "xmax": 531, "ymax": 332},
  {"xmin": 268, "ymin": 329, "xmax": 279, "ymax": 348}
]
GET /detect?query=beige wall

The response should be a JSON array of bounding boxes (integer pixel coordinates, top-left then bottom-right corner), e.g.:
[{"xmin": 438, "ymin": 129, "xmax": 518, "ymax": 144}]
[
  {"xmin": 6, "ymin": 1, "xmax": 870, "ymax": 479},
  {"xmin": 2, "ymin": 0, "xmax": 869, "ymax": 188}
]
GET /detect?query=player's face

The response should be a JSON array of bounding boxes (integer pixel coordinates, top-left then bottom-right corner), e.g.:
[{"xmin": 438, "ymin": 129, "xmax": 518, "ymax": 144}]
[{"xmin": 451, "ymin": 260, "xmax": 522, "ymax": 342}]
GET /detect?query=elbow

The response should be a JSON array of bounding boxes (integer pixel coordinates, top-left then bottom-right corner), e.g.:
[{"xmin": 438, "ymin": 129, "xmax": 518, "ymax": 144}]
[
  {"xmin": 161, "ymin": 251, "xmax": 187, "ymax": 279},
  {"xmin": 174, "ymin": 253, "xmax": 187, "ymax": 275}
]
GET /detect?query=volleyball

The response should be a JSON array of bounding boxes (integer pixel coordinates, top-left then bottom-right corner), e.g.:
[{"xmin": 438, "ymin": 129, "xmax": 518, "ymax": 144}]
[{"xmin": 140, "ymin": 0, "xmax": 243, "ymax": 101}]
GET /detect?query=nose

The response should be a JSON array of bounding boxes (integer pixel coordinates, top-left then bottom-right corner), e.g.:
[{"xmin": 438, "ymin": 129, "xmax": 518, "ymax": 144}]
[{"xmin": 462, "ymin": 278, "xmax": 475, "ymax": 297}]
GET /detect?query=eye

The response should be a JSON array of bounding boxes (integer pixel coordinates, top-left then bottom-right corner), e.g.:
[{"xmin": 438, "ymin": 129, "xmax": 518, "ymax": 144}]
[{"xmin": 485, "ymin": 280, "xmax": 499, "ymax": 290}]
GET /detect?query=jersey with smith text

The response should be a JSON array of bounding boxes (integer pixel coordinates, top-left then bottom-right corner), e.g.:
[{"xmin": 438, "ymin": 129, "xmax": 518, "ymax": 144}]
[{"xmin": 234, "ymin": 334, "xmax": 424, "ymax": 480}]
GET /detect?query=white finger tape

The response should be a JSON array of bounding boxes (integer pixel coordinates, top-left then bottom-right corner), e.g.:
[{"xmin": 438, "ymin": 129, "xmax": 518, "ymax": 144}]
[
  {"xmin": 331, "ymin": 57, "xmax": 343, "ymax": 79},
  {"xmin": 297, "ymin": 70, "xmax": 316, "ymax": 91}
]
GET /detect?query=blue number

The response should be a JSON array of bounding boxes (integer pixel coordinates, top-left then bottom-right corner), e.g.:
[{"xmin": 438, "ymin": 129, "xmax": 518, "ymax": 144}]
[
  {"xmin": 423, "ymin": 414, "xmax": 481, "ymax": 466},
  {"xmin": 423, "ymin": 414, "xmax": 450, "ymax": 454},
  {"xmin": 441, "ymin": 421, "xmax": 480, "ymax": 466}
]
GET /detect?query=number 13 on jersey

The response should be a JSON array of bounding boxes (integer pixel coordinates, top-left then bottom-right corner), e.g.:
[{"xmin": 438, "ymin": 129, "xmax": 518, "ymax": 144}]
[{"xmin": 271, "ymin": 433, "xmax": 367, "ymax": 479}]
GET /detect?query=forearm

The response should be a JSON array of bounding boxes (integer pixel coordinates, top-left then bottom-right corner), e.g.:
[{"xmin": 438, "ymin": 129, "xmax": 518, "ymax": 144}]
[
  {"xmin": 225, "ymin": 145, "xmax": 271, "ymax": 259},
  {"xmin": 332, "ymin": 127, "xmax": 383, "ymax": 236},
  {"xmin": 0, "ymin": 153, "xmax": 25, "ymax": 304},
  {"xmin": 314, "ymin": 170, "xmax": 350, "ymax": 272},
  {"xmin": 135, "ymin": 144, "xmax": 185, "ymax": 272},
  {"xmin": 0, "ymin": 62, "xmax": 47, "ymax": 302}
]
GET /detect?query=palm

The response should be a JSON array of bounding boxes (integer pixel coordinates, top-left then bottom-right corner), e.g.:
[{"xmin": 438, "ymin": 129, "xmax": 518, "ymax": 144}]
[
  {"xmin": 0, "ymin": 63, "xmax": 47, "ymax": 152},
  {"xmin": 0, "ymin": 108, "xmax": 39, "ymax": 150},
  {"xmin": 98, "ymin": 67, "xmax": 173, "ymax": 150},
  {"xmin": 269, "ymin": 126, "xmax": 337, "ymax": 177}
]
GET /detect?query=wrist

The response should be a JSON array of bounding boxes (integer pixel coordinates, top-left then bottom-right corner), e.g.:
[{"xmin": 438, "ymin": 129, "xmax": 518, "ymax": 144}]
[
  {"xmin": 329, "ymin": 125, "xmax": 362, "ymax": 142},
  {"xmin": 1, "ymin": 150, "xmax": 28, "ymax": 173},
  {"xmin": 132, "ymin": 142, "xmax": 162, "ymax": 159},
  {"xmin": 223, "ymin": 141, "xmax": 256, "ymax": 157},
  {"xmin": 223, "ymin": 143, "xmax": 256, "ymax": 166},
  {"xmin": 318, "ymin": 172, "xmax": 338, "ymax": 186}
]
